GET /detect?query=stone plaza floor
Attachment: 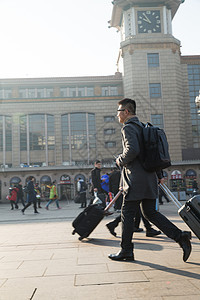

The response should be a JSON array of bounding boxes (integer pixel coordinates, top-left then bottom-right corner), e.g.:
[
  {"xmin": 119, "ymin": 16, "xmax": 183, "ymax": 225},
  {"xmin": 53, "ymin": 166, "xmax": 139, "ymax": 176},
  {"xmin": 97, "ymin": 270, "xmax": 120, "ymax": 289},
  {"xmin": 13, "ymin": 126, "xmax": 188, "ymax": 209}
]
[{"xmin": 0, "ymin": 199, "xmax": 199, "ymax": 299}]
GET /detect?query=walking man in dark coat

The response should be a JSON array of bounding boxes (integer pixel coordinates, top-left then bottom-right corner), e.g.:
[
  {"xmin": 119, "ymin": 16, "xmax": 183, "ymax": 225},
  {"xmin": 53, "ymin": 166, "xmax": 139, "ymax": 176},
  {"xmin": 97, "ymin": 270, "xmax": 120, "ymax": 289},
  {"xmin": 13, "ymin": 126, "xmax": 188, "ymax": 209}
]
[{"xmin": 108, "ymin": 98, "xmax": 192, "ymax": 262}]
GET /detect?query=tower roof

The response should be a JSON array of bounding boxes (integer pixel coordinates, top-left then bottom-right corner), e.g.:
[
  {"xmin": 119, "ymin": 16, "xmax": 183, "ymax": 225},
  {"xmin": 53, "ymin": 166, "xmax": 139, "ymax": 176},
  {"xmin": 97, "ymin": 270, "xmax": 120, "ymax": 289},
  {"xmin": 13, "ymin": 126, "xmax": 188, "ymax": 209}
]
[{"xmin": 110, "ymin": 0, "xmax": 183, "ymax": 28}]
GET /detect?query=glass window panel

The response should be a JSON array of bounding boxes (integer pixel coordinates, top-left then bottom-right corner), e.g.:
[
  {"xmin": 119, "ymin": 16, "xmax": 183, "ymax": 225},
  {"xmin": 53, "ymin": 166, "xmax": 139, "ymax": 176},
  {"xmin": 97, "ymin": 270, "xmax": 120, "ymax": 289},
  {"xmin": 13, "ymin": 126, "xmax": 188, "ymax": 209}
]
[
  {"xmin": 78, "ymin": 87, "xmax": 85, "ymax": 97},
  {"xmin": 46, "ymin": 88, "xmax": 53, "ymax": 98},
  {"xmin": 37, "ymin": 88, "xmax": 45, "ymax": 98},
  {"xmin": 149, "ymin": 83, "xmax": 161, "ymax": 98},
  {"xmin": 87, "ymin": 87, "xmax": 94, "ymax": 96},
  {"xmin": 60, "ymin": 87, "xmax": 68, "ymax": 97},
  {"xmin": 147, "ymin": 53, "xmax": 159, "ymax": 68},
  {"xmin": 62, "ymin": 114, "xmax": 69, "ymax": 149},
  {"xmin": 104, "ymin": 128, "xmax": 115, "ymax": 135},
  {"xmin": 69, "ymin": 87, "xmax": 76, "ymax": 97},
  {"xmin": 151, "ymin": 114, "xmax": 164, "ymax": 129},
  {"xmin": 47, "ymin": 115, "xmax": 55, "ymax": 150},
  {"xmin": 102, "ymin": 87, "xmax": 109, "ymax": 96},
  {"xmin": 4, "ymin": 89, "xmax": 12, "ymax": 99},
  {"xmin": 104, "ymin": 116, "xmax": 115, "ymax": 122},
  {"xmin": 19, "ymin": 88, "xmax": 26, "ymax": 98},
  {"xmin": 20, "ymin": 115, "xmax": 27, "ymax": 151},
  {"xmin": 5, "ymin": 116, "xmax": 12, "ymax": 151},
  {"xmin": 110, "ymin": 86, "xmax": 118, "ymax": 96},
  {"xmin": 28, "ymin": 88, "xmax": 36, "ymax": 98},
  {"xmin": 29, "ymin": 115, "xmax": 45, "ymax": 150},
  {"xmin": 105, "ymin": 141, "xmax": 116, "ymax": 148},
  {"xmin": 0, "ymin": 116, "xmax": 3, "ymax": 151},
  {"xmin": 88, "ymin": 113, "xmax": 96, "ymax": 148}
]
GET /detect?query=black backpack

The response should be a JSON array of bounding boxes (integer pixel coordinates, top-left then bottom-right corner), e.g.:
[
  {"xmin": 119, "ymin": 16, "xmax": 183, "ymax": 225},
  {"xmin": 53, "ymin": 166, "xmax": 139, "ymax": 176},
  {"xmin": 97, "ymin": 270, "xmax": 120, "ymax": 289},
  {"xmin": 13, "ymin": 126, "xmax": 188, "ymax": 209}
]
[
  {"xmin": 135, "ymin": 122, "xmax": 171, "ymax": 172},
  {"xmin": 81, "ymin": 181, "xmax": 88, "ymax": 191}
]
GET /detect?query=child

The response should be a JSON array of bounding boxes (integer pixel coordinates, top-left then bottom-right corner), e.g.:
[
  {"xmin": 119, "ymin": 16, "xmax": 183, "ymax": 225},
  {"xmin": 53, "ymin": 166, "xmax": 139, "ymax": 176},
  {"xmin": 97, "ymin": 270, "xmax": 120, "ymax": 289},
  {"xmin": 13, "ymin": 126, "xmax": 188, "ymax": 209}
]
[{"xmin": 7, "ymin": 186, "xmax": 19, "ymax": 210}]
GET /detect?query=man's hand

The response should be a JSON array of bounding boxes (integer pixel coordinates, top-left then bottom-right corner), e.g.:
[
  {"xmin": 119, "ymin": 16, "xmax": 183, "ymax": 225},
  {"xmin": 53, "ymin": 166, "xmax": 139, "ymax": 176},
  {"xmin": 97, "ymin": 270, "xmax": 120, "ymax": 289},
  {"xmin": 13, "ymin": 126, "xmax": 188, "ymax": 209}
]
[
  {"xmin": 94, "ymin": 188, "xmax": 98, "ymax": 192},
  {"xmin": 116, "ymin": 157, "xmax": 120, "ymax": 166}
]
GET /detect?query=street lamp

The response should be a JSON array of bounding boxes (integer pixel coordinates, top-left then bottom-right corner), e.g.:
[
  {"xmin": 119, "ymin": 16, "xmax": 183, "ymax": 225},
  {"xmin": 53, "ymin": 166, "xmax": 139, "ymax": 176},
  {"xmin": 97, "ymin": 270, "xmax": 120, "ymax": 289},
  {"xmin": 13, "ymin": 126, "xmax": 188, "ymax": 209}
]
[{"xmin": 195, "ymin": 90, "xmax": 200, "ymax": 115}]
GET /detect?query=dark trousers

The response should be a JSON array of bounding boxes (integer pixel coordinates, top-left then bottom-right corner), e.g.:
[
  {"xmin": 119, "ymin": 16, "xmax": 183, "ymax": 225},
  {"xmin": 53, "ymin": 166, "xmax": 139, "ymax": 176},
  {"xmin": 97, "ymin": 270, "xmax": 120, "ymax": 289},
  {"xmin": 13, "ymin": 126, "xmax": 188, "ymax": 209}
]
[
  {"xmin": 121, "ymin": 199, "xmax": 182, "ymax": 251},
  {"xmin": 134, "ymin": 207, "xmax": 152, "ymax": 230},
  {"xmin": 10, "ymin": 201, "xmax": 18, "ymax": 209},
  {"xmin": 16, "ymin": 196, "xmax": 25, "ymax": 207},
  {"xmin": 80, "ymin": 192, "xmax": 87, "ymax": 208},
  {"xmin": 22, "ymin": 200, "xmax": 37, "ymax": 213}
]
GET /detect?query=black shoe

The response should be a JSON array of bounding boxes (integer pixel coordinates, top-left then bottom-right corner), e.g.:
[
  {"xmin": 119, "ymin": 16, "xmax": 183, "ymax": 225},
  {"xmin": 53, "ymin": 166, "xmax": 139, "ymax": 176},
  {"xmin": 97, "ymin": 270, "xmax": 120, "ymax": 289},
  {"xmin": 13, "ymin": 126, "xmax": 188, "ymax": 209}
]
[
  {"xmin": 21, "ymin": 210, "xmax": 25, "ymax": 215},
  {"xmin": 178, "ymin": 231, "xmax": 192, "ymax": 262},
  {"xmin": 134, "ymin": 228, "xmax": 143, "ymax": 232},
  {"xmin": 108, "ymin": 250, "xmax": 135, "ymax": 261},
  {"xmin": 106, "ymin": 223, "xmax": 117, "ymax": 237},
  {"xmin": 146, "ymin": 228, "xmax": 161, "ymax": 237},
  {"xmin": 34, "ymin": 211, "xmax": 39, "ymax": 214},
  {"xmin": 159, "ymin": 202, "xmax": 163, "ymax": 205}
]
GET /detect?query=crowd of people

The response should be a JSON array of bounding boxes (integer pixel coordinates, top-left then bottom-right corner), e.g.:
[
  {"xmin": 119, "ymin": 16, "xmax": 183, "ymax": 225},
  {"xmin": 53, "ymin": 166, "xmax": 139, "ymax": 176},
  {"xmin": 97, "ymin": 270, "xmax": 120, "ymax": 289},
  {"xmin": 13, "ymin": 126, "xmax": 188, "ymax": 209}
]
[{"xmin": 6, "ymin": 177, "xmax": 61, "ymax": 214}]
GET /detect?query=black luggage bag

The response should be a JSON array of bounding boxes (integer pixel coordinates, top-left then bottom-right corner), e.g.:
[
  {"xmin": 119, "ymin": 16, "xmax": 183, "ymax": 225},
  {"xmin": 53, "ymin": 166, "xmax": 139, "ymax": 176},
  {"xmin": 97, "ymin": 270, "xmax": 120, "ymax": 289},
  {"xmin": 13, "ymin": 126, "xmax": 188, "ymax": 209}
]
[
  {"xmin": 72, "ymin": 191, "xmax": 122, "ymax": 240},
  {"xmin": 160, "ymin": 183, "xmax": 200, "ymax": 240}
]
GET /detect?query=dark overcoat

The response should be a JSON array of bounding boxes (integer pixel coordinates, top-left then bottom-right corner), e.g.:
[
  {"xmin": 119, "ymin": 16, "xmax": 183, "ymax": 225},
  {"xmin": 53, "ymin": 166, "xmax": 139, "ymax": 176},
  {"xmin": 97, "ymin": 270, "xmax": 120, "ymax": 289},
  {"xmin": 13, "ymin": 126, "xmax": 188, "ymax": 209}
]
[{"xmin": 118, "ymin": 116, "xmax": 161, "ymax": 201}]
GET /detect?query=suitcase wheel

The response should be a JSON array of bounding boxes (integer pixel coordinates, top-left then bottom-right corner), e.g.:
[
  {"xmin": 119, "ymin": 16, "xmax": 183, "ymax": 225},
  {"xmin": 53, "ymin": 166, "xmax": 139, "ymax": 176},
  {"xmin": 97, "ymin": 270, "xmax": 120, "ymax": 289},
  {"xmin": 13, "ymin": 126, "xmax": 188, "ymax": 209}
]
[
  {"xmin": 72, "ymin": 229, "xmax": 76, "ymax": 235},
  {"xmin": 78, "ymin": 236, "xmax": 83, "ymax": 241}
]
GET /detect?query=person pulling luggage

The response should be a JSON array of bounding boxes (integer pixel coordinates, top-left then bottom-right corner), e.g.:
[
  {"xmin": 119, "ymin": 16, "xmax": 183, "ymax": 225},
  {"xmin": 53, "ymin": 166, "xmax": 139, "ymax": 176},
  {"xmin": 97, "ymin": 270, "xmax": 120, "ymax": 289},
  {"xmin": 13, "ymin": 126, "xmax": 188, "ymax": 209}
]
[{"xmin": 108, "ymin": 98, "xmax": 192, "ymax": 262}]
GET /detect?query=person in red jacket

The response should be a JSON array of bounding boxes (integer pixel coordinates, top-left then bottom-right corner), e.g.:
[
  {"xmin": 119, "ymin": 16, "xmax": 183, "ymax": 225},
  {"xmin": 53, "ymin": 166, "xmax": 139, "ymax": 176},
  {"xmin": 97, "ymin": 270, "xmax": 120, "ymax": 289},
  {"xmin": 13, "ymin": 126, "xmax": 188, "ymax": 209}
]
[{"xmin": 7, "ymin": 186, "xmax": 19, "ymax": 210}]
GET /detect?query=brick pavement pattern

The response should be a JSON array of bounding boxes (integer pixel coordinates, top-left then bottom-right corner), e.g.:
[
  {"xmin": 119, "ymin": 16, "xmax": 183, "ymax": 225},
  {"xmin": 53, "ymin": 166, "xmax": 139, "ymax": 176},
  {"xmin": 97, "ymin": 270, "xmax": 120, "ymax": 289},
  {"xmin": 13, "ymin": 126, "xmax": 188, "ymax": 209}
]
[{"xmin": 0, "ymin": 200, "xmax": 199, "ymax": 299}]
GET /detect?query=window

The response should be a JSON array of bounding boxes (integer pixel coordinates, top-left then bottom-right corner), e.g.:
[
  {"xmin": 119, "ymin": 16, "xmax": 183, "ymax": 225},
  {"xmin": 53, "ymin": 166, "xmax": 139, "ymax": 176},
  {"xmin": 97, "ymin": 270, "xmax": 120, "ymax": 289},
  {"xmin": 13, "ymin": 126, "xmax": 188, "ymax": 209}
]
[
  {"xmin": 61, "ymin": 114, "xmax": 69, "ymax": 149},
  {"xmin": 4, "ymin": 89, "xmax": 12, "ymax": 99},
  {"xmin": 105, "ymin": 141, "xmax": 116, "ymax": 148},
  {"xmin": 104, "ymin": 128, "xmax": 115, "ymax": 135},
  {"xmin": 110, "ymin": 86, "xmax": 118, "ymax": 96},
  {"xmin": 20, "ymin": 116, "xmax": 27, "ymax": 150},
  {"xmin": 60, "ymin": 87, "xmax": 68, "ymax": 97},
  {"xmin": 78, "ymin": 87, "xmax": 85, "ymax": 97},
  {"xmin": 70, "ymin": 113, "xmax": 87, "ymax": 149},
  {"xmin": 47, "ymin": 115, "xmax": 55, "ymax": 150},
  {"xmin": 102, "ymin": 87, "xmax": 109, "ymax": 96},
  {"xmin": 37, "ymin": 88, "xmax": 45, "ymax": 98},
  {"xmin": 147, "ymin": 53, "xmax": 159, "ymax": 68},
  {"xmin": 104, "ymin": 116, "xmax": 115, "ymax": 122},
  {"xmin": 28, "ymin": 88, "xmax": 36, "ymax": 98},
  {"xmin": 69, "ymin": 87, "xmax": 76, "ymax": 97},
  {"xmin": 151, "ymin": 114, "xmax": 164, "ymax": 129},
  {"xmin": 29, "ymin": 115, "xmax": 45, "ymax": 150},
  {"xmin": 149, "ymin": 83, "xmax": 161, "ymax": 98},
  {"xmin": 0, "ymin": 89, "xmax": 3, "ymax": 99},
  {"xmin": 19, "ymin": 88, "xmax": 27, "ymax": 98},
  {"xmin": 0, "ymin": 116, "xmax": 3, "ymax": 151},
  {"xmin": 0, "ymin": 115, "xmax": 12, "ymax": 152},
  {"xmin": 187, "ymin": 65, "xmax": 200, "ymax": 145},
  {"xmin": 5, "ymin": 116, "xmax": 12, "ymax": 151},
  {"xmin": 87, "ymin": 87, "xmax": 94, "ymax": 96},
  {"xmin": 46, "ymin": 88, "xmax": 53, "ymax": 98},
  {"xmin": 61, "ymin": 113, "xmax": 96, "ymax": 151}
]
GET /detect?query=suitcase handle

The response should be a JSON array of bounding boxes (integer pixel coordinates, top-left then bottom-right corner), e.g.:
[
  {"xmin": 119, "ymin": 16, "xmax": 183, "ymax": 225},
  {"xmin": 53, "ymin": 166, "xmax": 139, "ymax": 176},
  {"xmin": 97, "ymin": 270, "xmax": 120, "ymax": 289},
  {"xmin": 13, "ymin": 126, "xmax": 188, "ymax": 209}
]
[
  {"xmin": 159, "ymin": 183, "xmax": 182, "ymax": 209},
  {"xmin": 104, "ymin": 190, "xmax": 122, "ymax": 212}
]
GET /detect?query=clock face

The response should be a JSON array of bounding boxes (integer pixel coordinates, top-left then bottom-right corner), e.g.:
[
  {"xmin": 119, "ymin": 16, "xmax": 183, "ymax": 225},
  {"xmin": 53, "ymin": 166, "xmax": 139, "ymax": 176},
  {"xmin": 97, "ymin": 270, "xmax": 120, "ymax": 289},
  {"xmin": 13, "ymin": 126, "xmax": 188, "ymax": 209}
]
[{"xmin": 137, "ymin": 10, "xmax": 161, "ymax": 33}]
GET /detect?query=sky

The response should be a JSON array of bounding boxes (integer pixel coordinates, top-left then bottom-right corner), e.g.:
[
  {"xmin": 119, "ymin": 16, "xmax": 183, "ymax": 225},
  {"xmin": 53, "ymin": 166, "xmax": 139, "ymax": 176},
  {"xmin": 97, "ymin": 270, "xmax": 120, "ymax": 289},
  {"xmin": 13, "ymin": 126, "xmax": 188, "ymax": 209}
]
[{"xmin": 0, "ymin": 0, "xmax": 199, "ymax": 79}]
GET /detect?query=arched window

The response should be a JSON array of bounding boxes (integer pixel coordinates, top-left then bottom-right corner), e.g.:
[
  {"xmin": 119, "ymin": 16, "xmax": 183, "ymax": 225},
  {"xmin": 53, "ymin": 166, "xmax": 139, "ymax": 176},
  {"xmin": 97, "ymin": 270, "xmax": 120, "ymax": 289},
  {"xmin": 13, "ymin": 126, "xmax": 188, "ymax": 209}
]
[
  {"xmin": 74, "ymin": 174, "xmax": 86, "ymax": 182},
  {"xmin": 185, "ymin": 169, "xmax": 197, "ymax": 178},
  {"xmin": 40, "ymin": 175, "xmax": 51, "ymax": 185},
  {"xmin": 10, "ymin": 176, "xmax": 21, "ymax": 187}
]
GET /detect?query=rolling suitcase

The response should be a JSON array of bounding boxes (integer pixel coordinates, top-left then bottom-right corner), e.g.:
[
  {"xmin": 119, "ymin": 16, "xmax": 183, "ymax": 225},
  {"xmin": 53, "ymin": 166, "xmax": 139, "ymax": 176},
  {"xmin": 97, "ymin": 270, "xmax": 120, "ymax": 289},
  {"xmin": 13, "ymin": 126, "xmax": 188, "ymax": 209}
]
[
  {"xmin": 72, "ymin": 190, "xmax": 122, "ymax": 240},
  {"xmin": 160, "ymin": 183, "xmax": 200, "ymax": 240}
]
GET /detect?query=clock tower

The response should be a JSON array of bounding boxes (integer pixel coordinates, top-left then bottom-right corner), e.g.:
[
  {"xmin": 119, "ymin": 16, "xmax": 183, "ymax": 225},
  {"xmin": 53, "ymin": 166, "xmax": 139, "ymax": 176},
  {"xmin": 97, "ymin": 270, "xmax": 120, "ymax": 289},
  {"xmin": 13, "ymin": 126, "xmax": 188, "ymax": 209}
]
[{"xmin": 110, "ymin": 0, "xmax": 190, "ymax": 161}]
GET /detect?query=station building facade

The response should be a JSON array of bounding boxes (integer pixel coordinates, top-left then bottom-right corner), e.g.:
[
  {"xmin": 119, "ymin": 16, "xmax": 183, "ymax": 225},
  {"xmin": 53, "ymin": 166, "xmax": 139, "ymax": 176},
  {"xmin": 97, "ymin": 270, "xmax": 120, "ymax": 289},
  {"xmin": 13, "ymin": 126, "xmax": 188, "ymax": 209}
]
[{"xmin": 0, "ymin": 0, "xmax": 200, "ymax": 200}]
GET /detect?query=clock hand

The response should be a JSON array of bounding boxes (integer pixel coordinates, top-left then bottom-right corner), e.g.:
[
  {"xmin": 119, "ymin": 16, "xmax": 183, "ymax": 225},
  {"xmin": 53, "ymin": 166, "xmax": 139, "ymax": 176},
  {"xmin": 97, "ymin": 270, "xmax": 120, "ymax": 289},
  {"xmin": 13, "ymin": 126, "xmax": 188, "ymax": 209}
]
[{"xmin": 142, "ymin": 13, "xmax": 151, "ymax": 24}]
